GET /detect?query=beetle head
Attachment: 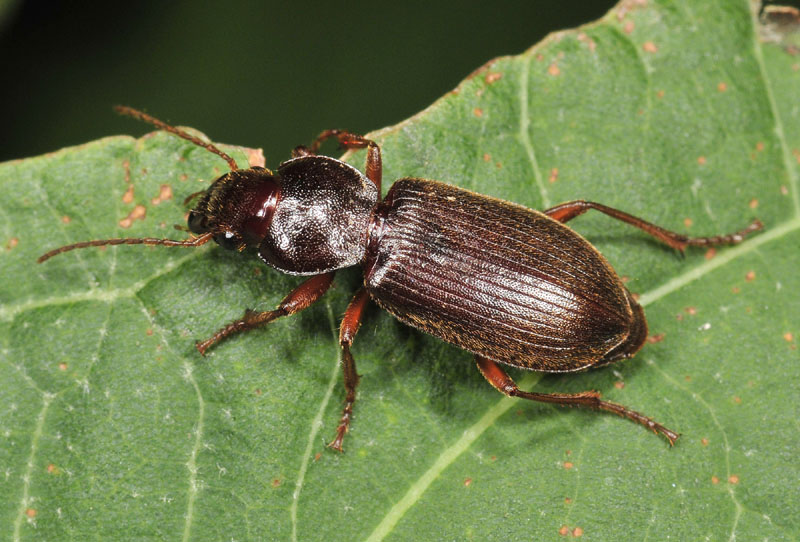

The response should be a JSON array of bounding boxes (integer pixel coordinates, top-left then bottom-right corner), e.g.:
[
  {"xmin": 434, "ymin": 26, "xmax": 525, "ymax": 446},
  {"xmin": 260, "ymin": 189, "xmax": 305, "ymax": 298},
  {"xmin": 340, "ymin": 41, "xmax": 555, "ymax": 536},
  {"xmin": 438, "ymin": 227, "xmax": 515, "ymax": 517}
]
[{"xmin": 188, "ymin": 166, "xmax": 280, "ymax": 252}]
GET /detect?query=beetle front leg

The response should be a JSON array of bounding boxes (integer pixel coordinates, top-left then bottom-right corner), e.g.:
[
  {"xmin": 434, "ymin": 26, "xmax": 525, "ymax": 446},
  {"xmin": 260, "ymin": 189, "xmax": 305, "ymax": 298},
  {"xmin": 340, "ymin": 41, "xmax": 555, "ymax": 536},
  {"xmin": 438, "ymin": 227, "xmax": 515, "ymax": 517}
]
[
  {"xmin": 328, "ymin": 287, "xmax": 370, "ymax": 452},
  {"xmin": 543, "ymin": 200, "xmax": 761, "ymax": 251},
  {"xmin": 196, "ymin": 272, "xmax": 335, "ymax": 355},
  {"xmin": 476, "ymin": 356, "xmax": 680, "ymax": 445}
]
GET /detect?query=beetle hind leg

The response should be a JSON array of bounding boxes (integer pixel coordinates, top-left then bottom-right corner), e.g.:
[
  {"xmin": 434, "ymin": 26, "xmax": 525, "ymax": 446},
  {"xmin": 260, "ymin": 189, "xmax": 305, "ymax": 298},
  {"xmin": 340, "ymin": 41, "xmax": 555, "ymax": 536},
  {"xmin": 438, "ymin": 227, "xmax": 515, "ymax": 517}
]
[{"xmin": 475, "ymin": 356, "xmax": 679, "ymax": 445}]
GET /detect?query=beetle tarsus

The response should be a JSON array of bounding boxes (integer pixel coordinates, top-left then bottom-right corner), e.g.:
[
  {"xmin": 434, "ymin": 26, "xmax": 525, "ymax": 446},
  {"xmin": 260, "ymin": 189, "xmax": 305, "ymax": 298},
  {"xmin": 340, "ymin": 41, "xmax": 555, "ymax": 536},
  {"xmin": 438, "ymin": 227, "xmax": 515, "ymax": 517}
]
[
  {"xmin": 542, "ymin": 200, "xmax": 761, "ymax": 252},
  {"xmin": 196, "ymin": 308, "xmax": 283, "ymax": 355},
  {"xmin": 327, "ymin": 408, "xmax": 352, "ymax": 453},
  {"xmin": 327, "ymin": 288, "xmax": 369, "ymax": 452},
  {"xmin": 592, "ymin": 396, "xmax": 680, "ymax": 446}
]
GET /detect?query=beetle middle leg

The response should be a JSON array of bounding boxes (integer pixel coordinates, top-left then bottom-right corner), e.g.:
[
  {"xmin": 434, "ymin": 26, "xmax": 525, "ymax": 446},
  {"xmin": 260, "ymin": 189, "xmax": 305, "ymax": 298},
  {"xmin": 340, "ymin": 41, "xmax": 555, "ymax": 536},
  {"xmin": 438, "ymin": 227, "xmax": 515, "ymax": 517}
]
[
  {"xmin": 328, "ymin": 287, "xmax": 370, "ymax": 452},
  {"xmin": 544, "ymin": 200, "xmax": 762, "ymax": 251},
  {"xmin": 196, "ymin": 271, "xmax": 335, "ymax": 355},
  {"xmin": 476, "ymin": 355, "xmax": 680, "ymax": 445}
]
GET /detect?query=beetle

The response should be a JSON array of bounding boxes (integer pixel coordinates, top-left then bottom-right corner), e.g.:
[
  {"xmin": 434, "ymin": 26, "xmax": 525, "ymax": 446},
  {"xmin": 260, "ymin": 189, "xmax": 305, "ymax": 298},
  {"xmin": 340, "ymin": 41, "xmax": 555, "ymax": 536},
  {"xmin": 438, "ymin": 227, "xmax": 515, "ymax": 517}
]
[{"xmin": 39, "ymin": 106, "xmax": 762, "ymax": 451}]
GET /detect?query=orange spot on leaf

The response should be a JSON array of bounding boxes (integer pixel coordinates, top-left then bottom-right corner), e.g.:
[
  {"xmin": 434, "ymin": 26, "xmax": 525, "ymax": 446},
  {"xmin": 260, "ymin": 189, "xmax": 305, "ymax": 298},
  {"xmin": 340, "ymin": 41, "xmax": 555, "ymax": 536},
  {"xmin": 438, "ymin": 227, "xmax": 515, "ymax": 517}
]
[
  {"xmin": 122, "ymin": 184, "xmax": 135, "ymax": 204},
  {"xmin": 119, "ymin": 205, "xmax": 147, "ymax": 229},
  {"xmin": 151, "ymin": 184, "xmax": 174, "ymax": 205},
  {"xmin": 642, "ymin": 41, "xmax": 657, "ymax": 53}
]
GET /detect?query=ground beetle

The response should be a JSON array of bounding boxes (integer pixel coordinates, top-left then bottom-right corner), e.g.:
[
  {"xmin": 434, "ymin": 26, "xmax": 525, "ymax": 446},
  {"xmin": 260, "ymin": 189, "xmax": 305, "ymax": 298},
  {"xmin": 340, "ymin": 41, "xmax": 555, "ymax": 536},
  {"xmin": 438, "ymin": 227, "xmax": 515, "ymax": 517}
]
[{"xmin": 39, "ymin": 106, "xmax": 763, "ymax": 451}]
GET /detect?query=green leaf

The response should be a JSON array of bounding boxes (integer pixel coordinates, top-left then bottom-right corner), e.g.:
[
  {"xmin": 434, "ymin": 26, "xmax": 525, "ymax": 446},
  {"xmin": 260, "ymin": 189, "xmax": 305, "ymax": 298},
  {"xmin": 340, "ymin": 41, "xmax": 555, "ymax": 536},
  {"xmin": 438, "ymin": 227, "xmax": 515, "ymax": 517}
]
[{"xmin": 2, "ymin": 0, "xmax": 798, "ymax": 540}]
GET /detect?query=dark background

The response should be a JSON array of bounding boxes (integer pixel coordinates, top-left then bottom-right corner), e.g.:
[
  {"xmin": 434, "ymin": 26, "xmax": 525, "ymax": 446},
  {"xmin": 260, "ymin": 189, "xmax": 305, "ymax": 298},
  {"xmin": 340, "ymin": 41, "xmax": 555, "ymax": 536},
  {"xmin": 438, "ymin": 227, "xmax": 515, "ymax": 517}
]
[
  {"xmin": 2, "ymin": 0, "xmax": 796, "ymax": 165},
  {"xmin": 0, "ymin": 0, "xmax": 617, "ymax": 165}
]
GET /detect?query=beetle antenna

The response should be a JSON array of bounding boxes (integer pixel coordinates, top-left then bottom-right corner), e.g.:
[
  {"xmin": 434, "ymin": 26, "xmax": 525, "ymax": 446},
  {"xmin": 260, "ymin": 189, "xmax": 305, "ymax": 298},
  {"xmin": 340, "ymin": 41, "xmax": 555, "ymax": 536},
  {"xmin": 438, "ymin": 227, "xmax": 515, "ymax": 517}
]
[
  {"xmin": 37, "ymin": 232, "xmax": 214, "ymax": 264},
  {"xmin": 114, "ymin": 106, "xmax": 239, "ymax": 171},
  {"xmin": 183, "ymin": 190, "xmax": 207, "ymax": 207}
]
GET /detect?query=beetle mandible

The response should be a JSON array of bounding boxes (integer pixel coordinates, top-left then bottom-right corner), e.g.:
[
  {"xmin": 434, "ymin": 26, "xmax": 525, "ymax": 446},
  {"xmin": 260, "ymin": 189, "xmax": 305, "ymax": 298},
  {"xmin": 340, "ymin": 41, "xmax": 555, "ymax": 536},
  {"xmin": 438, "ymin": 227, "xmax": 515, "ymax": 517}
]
[{"xmin": 39, "ymin": 106, "xmax": 763, "ymax": 451}]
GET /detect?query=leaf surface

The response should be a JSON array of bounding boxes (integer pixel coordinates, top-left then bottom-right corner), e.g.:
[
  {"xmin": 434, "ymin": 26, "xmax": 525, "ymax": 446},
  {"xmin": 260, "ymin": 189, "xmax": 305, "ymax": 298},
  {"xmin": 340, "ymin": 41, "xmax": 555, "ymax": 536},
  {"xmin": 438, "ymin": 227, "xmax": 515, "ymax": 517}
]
[{"xmin": 1, "ymin": 1, "xmax": 798, "ymax": 540}]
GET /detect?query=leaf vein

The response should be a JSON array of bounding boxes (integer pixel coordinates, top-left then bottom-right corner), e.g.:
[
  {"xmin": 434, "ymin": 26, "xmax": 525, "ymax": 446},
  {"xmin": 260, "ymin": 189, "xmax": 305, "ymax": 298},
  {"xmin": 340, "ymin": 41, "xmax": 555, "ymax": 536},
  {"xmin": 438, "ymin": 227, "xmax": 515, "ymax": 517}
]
[
  {"xmin": 749, "ymin": 3, "xmax": 800, "ymax": 216},
  {"xmin": 291, "ymin": 300, "xmax": 342, "ymax": 542},
  {"xmin": 135, "ymin": 302, "xmax": 205, "ymax": 542},
  {"xmin": 518, "ymin": 54, "xmax": 550, "ymax": 208},
  {"xmin": 12, "ymin": 392, "xmax": 52, "ymax": 542},
  {"xmin": 645, "ymin": 361, "xmax": 742, "ymax": 542}
]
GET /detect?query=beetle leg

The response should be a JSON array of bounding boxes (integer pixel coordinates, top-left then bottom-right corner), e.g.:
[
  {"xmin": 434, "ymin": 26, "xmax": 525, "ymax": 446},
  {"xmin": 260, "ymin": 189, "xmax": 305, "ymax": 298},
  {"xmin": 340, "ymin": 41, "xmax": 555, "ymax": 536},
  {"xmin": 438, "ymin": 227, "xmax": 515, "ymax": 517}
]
[
  {"xmin": 476, "ymin": 355, "xmax": 680, "ymax": 445},
  {"xmin": 328, "ymin": 287, "xmax": 370, "ymax": 452},
  {"xmin": 308, "ymin": 130, "xmax": 382, "ymax": 193},
  {"xmin": 196, "ymin": 272, "xmax": 335, "ymax": 355},
  {"xmin": 543, "ymin": 200, "xmax": 762, "ymax": 252}
]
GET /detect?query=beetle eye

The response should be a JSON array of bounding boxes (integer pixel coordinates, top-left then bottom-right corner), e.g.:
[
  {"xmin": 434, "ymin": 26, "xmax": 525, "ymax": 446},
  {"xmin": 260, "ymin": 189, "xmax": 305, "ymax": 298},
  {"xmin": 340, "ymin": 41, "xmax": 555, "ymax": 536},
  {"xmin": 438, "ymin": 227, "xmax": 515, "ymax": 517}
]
[
  {"xmin": 188, "ymin": 211, "xmax": 207, "ymax": 234},
  {"xmin": 215, "ymin": 230, "xmax": 242, "ymax": 251}
]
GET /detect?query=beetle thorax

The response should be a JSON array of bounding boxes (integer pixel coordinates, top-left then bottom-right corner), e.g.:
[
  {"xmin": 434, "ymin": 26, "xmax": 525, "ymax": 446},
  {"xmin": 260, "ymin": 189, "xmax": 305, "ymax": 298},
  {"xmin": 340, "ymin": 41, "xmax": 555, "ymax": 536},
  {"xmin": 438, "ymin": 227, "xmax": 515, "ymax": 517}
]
[{"xmin": 257, "ymin": 156, "xmax": 379, "ymax": 275}]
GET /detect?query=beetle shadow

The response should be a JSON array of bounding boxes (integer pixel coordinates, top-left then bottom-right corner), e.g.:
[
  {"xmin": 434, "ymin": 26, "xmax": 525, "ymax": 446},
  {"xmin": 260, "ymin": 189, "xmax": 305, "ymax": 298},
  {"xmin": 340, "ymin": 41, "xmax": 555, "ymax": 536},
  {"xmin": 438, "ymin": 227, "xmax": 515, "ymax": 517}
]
[
  {"xmin": 367, "ymin": 317, "xmax": 662, "ymax": 443},
  {"xmin": 356, "ymin": 315, "xmax": 486, "ymax": 416}
]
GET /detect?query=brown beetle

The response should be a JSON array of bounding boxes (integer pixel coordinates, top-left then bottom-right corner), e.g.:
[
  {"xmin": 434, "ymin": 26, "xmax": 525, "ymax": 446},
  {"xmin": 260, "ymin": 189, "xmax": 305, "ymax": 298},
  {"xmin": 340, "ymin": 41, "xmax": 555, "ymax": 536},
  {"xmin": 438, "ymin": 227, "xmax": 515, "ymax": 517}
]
[{"xmin": 39, "ymin": 107, "xmax": 762, "ymax": 450}]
